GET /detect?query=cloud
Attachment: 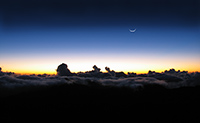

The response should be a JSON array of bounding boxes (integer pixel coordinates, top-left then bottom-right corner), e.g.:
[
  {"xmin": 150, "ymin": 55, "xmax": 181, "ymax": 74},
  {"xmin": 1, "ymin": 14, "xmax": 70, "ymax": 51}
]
[
  {"xmin": 0, "ymin": 75, "xmax": 65, "ymax": 88},
  {"xmin": 0, "ymin": 67, "xmax": 3, "ymax": 76},
  {"xmin": 104, "ymin": 66, "xmax": 127, "ymax": 77},
  {"xmin": 1, "ymin": 68, "xmax": 199, "ymax": 123},
  {"xmin": 148, "ymin": 73, "xmax": 183, "ymax": 82},
  {"xmin": 93, "ymin": 65, "xmax": 101, "ymax": 73},
  {"xmin": 105, "ymin": 67, "xmax": 116, "ymax": 77},
  {"xmin": 0, "ymin": 73, "xmax": 166, "ymax": 90},
  {"xmin": 76, "ymin": 65, "xmax": 111, "ymax": 78},
  {"xmin": 56, "ymin": 63, "xmax": 73, "ymax": 76},
  {"xmin": 100, "ymin": 77, "xmax": 167, "ymax": 89},
  {"xmin": 0, "ymin": 65, "xmax": 200, "ymax": 97},
  {"xmin": 16, "ymin": 75, "xmax": 41, "ymax": 80}
]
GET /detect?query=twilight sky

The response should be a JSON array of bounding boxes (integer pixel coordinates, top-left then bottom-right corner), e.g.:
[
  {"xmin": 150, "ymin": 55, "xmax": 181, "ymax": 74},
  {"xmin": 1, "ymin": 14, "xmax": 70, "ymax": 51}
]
[{"xmin": 0, "ymin": 0, "xmax": 200, "ymax": 74}]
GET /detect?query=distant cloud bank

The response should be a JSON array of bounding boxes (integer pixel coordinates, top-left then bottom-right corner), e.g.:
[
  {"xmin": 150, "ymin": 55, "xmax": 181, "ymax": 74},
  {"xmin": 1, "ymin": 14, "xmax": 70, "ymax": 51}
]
[{"xmin": 0, "ymin": 64, "xmax": 200, "ymax": 91}]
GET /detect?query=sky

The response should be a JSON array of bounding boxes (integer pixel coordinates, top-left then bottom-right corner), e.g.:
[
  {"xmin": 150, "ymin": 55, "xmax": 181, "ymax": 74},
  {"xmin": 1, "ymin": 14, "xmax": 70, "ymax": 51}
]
[{"xmin": 0, "ymin": 0, "xmax": 200, "ymax": 74}]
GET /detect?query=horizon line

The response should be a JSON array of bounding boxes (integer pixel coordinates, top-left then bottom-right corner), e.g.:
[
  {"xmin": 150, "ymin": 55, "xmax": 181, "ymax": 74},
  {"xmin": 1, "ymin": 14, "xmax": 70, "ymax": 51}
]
[{"xmin": 2, "ymin": 69, "xmax": 199, "ymax": 75}]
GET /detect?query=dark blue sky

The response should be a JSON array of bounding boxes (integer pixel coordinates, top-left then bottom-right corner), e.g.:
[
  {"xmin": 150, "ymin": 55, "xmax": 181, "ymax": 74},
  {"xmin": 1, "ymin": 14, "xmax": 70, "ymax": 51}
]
[{"xmin": 0, "ymin": 0, "xmax": 199, "ymax": 73}]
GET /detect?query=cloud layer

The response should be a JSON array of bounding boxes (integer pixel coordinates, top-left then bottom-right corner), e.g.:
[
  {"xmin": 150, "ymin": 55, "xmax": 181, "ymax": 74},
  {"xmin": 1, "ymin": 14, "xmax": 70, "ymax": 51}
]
[
  {"xmin": 1, "ymin": 65, "xmax": 200, "ymax": 93},
  {"xmin": 1, "ymin": 66, "xmax": 200, "ymax": 97},
  {"xmin": 0, "ymin": 66, "xmax": 200, "ymax": 123},
  {"xmin": 1, "ymin": 70, "xmax": 200, "ymax": 123}
]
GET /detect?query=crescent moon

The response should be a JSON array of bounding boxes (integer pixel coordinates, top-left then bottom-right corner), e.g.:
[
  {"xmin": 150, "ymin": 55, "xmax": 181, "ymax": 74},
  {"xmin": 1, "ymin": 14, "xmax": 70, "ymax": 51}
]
[{"xmin": 129, "ymin": 29, "xmax": 136, "ymax": 32}]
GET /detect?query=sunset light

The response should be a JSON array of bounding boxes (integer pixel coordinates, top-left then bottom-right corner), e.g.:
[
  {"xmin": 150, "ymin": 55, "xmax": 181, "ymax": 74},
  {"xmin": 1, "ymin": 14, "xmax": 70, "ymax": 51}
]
[{"xmin": 0, "ymin": 0, "xmax": 200, "ymax": 122}]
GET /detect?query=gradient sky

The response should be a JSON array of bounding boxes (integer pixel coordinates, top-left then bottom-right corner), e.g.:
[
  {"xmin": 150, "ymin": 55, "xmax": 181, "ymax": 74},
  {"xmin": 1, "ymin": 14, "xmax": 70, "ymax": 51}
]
[{"xmin": 0, "ymin": 0, "xmax": 200, "ymax": 74}]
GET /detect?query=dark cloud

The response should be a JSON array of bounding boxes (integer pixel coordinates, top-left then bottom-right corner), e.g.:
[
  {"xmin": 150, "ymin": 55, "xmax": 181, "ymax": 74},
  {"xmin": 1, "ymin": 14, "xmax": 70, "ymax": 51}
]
[
  {"xmin": 105, "ymin": 67, "xmax": 116, "ymax": 77},
  {"xmin": 148, "ymin": 72, "xmax": 183, "ymax": 83},
  {"xmin": 128, "ymin": 72, "xmax": 137, "ymax": 77},
  {"xmin": 93, "ymin": 65, "xmax": 101, "ymax": 73},
  {"xmin": 100, "ymin": 77, "xmax": 166, "ymax": 89},
  {"xmin": 0, "ymin": 67, "xmax": 14, "ymax": 76},
  {"xmin": 1, "ymin": 65, "xmax": 200, "ymax": 122},
  {"xmin": 0, "ymin": 65, "xmax": 200, "ymax": 97},
  {"xmin": 115, "ymin": 72, "xmax": 127, "ymax": 78},
  {"xmin": 77, "ymin": 65, "xmax": 110, "ymax": 78},
  {"xmin": 0, "ymin": 67, "xmax": 3, "ymax": 76},
  {"xmin": 146, "ymin": 69, "xmax": 200, "ymax": 88},
  {"xmin": 56, "ymin": 63, "xmax": 73, "ymax": 76},
  {"xmin": 0, "ymin": 73, "xmax": 166, "ymax": 94},
  {"xmin": 0, "ymin": 75, "xmax": 67, "ymax": 88},
  {"xmin": 16, "ymin": 75, "xmax": 41, "ymax": 80}
]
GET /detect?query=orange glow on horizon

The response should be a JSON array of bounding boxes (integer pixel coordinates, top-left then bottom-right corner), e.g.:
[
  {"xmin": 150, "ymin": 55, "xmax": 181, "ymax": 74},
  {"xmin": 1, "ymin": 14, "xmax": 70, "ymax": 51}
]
[
  {"xmin": 1, "ymin": 54, "xmax": 200, "ymax": 75},
  {"xmin": 1, "ymin": 64, "xmax": 200, "ymax": 75},
  {"xmin": 2, "ymin": 69, "xmax": 200, "ymax": 75}
]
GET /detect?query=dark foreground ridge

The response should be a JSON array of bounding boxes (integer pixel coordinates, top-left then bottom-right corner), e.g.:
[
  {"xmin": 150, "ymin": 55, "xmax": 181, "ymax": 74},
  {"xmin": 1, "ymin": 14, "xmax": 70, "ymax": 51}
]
[{"xmin": 0, "ymin": 82, "xmax": 200, "ymax": 122}]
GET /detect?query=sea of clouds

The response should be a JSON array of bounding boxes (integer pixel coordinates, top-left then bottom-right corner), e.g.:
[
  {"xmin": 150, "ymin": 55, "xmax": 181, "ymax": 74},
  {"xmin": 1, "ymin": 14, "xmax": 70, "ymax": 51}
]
[{"xmin": 1, "ymin": 67, "xmax": 200, "ymax": 91}]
